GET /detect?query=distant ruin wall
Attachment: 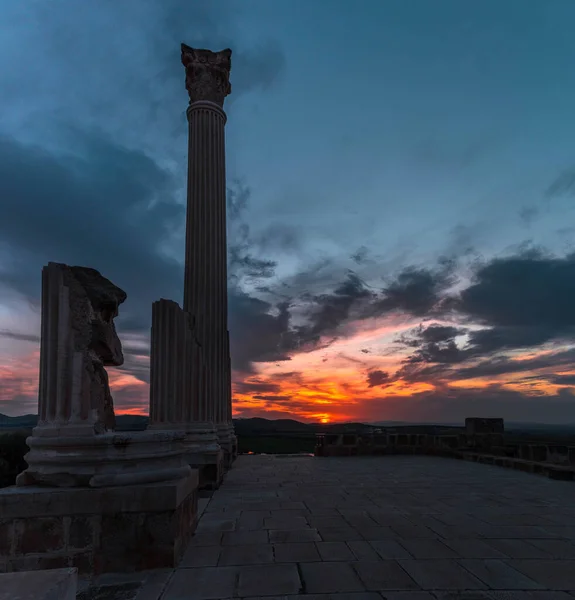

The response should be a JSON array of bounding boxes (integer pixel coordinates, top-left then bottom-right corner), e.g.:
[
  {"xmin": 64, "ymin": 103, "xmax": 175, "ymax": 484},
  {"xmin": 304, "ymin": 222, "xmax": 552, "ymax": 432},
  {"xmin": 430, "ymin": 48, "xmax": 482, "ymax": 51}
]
[{"xmin": 314, "ymin": 423, "xmax": 575, "ymax": 481}]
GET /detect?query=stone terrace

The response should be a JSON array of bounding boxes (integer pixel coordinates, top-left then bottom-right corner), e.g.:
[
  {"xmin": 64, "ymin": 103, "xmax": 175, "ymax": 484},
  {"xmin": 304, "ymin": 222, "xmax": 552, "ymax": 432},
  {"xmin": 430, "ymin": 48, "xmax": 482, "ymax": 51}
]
[{"xmin": 129, "ymin": 454, "xmax": 575, "ymax": 599}]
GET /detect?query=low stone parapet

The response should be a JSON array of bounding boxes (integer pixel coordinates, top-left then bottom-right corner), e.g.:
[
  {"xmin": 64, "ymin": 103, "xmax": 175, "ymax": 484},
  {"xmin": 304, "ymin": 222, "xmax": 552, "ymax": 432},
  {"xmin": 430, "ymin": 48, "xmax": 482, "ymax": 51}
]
[
  {"xmin": 455, "ymin": 450, "xmax": 575, "ymax": 480},
  {"xmin": 314, "ymin": 421, "xmax": 575, "ymax": 481}
]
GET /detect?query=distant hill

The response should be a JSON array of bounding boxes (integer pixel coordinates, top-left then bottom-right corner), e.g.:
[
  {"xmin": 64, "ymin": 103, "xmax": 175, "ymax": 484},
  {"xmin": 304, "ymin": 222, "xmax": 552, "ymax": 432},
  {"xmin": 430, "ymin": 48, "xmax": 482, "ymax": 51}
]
[{"xmin": 1, "ymin": 413, "xmax": 574, "ymax": 437}]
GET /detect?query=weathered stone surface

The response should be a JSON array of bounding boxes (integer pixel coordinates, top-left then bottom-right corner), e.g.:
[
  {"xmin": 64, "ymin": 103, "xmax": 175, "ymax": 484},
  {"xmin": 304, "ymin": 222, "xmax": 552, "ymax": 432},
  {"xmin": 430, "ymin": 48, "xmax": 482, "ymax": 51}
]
[
  {"xmin": 0, "ymin": 472, "xmax": 198, "ymax": 575},
  {"xmin": 181, "ymin": 45, "xmax": 231, "ymax": 106},
  {"xmin": 0, "ymin": 568, "xmax": 77, "ymax": 600}
]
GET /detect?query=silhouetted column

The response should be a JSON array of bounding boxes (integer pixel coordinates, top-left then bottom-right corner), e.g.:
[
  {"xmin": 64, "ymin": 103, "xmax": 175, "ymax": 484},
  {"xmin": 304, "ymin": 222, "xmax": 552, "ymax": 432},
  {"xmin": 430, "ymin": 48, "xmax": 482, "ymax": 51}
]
[
  {"xmin": 149, "ymin": 299, "xmax": 220, "ymax": 465},
  {"xmin": 181, "ymin": 44, "xmax": 233, "ymax": 459}
]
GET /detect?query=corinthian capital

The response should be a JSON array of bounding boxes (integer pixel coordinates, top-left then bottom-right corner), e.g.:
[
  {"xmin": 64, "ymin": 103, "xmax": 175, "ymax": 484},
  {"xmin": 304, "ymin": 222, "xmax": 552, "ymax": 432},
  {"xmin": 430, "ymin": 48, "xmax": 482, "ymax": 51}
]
[{"xmin": 181, "ymin": 44, "xmax": 232, "ymax": 107}]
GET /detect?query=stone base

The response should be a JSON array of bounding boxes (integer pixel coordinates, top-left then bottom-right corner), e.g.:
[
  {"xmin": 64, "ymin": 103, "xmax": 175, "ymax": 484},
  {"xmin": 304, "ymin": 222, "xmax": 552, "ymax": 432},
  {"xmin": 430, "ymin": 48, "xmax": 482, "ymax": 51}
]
[
  {"xmin": 0, "ymin": 471, "xmax": 198, "ymax": 575},
  {"xmin": 216, "ymin": 423, "xmax": 234, "ymax": 471},
  {"xmin": 17, "ymin": 428, "xmax": 191, "ymax": 488},
  {"xmin": 186, "ymin": 449, "xmax": 224, "ymax": 490}
]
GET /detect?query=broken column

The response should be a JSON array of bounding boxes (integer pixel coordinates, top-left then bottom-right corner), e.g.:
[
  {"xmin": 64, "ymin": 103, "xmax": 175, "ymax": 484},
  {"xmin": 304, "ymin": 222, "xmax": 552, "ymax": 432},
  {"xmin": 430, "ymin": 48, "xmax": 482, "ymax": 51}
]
[
  {"xmin": 148, "ymin": 299, "xmax": 223, "ymax": 487},
  {"xmin": 181, "ymin": 44, "xmax": 235, "ymax": 465},
  {"xmin": 0, "ymin": 263, "xmax": 198, "ymax": 575}
]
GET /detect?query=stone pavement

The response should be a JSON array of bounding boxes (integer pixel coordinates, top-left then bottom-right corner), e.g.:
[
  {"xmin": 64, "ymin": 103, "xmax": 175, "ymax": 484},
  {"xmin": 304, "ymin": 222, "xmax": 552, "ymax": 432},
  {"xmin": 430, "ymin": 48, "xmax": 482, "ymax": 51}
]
[{"xmin": 135, "ymin": 454, "xmax": 575, "ymax": 599}]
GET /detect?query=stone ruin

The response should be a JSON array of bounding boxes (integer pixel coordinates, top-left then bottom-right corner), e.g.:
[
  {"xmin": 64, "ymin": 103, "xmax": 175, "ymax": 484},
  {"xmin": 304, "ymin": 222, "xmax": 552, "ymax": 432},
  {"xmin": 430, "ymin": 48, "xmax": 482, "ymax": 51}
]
[
  {"xmin": 0, "ymin": 264, "xmax": 198, "ymax": 575},
  {"xmin": 0, "ymin": 44, "xmax": 238, "ymax": 578},
  {"xmin": 15, "ymin": 263, "xmax": 191, "ymax": 489}
]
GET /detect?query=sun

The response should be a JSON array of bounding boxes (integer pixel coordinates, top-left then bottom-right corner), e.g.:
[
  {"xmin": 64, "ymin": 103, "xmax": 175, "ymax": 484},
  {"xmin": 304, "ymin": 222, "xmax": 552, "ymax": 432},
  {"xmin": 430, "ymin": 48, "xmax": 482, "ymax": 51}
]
[{"xmin": 320, "ymin": 417, "xmax": 330, "ymax": 424}]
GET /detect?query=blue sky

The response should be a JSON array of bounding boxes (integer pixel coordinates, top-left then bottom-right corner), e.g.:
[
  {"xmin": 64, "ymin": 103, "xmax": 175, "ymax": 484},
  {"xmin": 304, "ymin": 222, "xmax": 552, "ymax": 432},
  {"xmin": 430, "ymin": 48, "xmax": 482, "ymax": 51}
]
[{"xmin": 2, "ymin": 0, "xmax": 575, "ymax": 423}]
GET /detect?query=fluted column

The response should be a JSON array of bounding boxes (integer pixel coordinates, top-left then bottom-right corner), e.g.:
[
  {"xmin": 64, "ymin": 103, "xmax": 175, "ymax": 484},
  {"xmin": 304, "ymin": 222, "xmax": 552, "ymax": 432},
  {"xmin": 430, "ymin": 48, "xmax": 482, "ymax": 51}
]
[
  {"xmin": 149, "ymin": 299, "xmax": 220, "ymax": 456},
  {"xmin": 37, "ymin": 263, "xmax": 91, "ymax": 433},
  {"xmin": 181, "ymin": 45, "xmax": 233, "ymax": 460}
]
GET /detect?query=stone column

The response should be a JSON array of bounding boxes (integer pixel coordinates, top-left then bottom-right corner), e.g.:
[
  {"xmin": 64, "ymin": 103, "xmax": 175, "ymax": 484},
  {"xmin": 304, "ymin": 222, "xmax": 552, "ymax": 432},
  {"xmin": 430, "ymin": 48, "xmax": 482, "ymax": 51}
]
[
  {"xmin": 181, "ymin": 44, "xmax": 234, "ymax": 464},
  {"xmin": 148, "ymin": 299, "xmax": 222, "ymax": 485}
]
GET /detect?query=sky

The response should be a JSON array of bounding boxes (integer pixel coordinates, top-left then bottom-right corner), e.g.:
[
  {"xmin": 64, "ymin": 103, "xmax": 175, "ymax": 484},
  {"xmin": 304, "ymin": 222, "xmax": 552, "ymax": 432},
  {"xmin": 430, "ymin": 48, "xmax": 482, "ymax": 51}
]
[{"xmin": 2, "ymin": 0, "xmax": 575, "ymax": 424}]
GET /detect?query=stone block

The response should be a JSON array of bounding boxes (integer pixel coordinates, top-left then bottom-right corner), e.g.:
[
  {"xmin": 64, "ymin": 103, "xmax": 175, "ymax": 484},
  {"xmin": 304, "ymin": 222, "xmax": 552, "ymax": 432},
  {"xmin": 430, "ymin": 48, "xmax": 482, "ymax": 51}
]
[
  {"xmin": 399, "ymin": 559, "xmax": 488, "ymax": 589},
  {"xmin": 0, "ymin": 567, "xmax": 77, "ymax": 600},
  {"xmin": 237, "ymin": 563, "xmax": 302, "ymax": 596},
  {"xmin": 316, "ymin": 541, "xmax": 356, "ymax": 561},
  {"xmin": 459, "ymin": 559, "xmax": 544, "ymax": 589},
  {"xmin": 353, "ymin": 560, "xmax": 420, "ymax": 591},
  {"xmin": 273, "ymin": 542, "xmax": 321, "ymax": 562},
  {"xmin": 0, "ymin": 471, "xmax": 198, "ymax": 576},
  {"xmin": 218, "ymin": 543, "xmax": 274, "ymax": 565},
  {"xmin": 13, "ymin": 517, "xmax": 65, "ymax": 554},
  {"xmin": 299, "ymin": 561, "xmax": 365, "ymax": 593},
  {"xmin": 163, "ymin": 565, "xmax": 238, "ymax": 600}
]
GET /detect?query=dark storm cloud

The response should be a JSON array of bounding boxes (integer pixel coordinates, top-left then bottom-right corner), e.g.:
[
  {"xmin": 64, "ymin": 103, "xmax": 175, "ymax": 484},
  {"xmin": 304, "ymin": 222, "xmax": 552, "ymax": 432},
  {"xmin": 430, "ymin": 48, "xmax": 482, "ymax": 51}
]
[
  {"xmin": 398, "ymin": 324, "xmax": 469, "ymax": 366},
  {"xmin": 363, "ymin": 259, "xmax": 456, "ymax": 319},
  {"xmin": 366, "ymin": 369, "xmax": 390, "ymax": 388},
  {"xmin": 228, "ymin": 292, "xmax": 295, "ymax": 373},
  {"xmin": 304, "ymin": 272, "xmax": 374, "ymax": 338},
  {"xmin": 386, "ymin": 248, "xmax": 575, "ymax": 388},
  {"xmin": 0, "ymin": 1, "xmax": 289, "ymax": 388},
  {"xmin": 366, "ymin": 386, "xmax": 575, "ymax": 425},
  {"xmin": 451, "ymin": 249, "xmax": 575, "ymax": 354},
  {"xmin": 0, "ymin": 132, "xmax": 183, "ymax": 327}
]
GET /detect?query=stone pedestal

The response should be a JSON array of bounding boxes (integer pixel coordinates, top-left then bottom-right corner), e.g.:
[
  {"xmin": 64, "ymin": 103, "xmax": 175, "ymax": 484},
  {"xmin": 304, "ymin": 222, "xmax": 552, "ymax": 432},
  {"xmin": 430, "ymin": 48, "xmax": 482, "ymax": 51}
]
[
  {"xmin": 0, "ymin": 472, "xmax": 198, "ymax": 575},
  {"xmin": 17, "ymin": 428, "xmax": 193, "ymax": 488},
  {"xmin": 149, "ymin": 299, "xmax": 224, "ymax": 489}
]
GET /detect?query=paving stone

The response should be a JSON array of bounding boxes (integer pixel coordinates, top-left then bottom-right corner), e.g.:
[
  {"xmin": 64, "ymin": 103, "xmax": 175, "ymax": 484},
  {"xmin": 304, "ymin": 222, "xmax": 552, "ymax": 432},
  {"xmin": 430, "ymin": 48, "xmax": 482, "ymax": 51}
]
[
  {"xmin": 441, "ymin": 539, "xmax": 509, "ymax": 559},
  {"xmin": 506, "ymin": 560, "xmax": 575, "ymax": 590},
  {"xmin": 244, "ymin": 594, "xmax": 382, "ymax": 600},
  {"xmin": 357, "ymin": 526, "xmax": 397, "ymax": 541},
  {"xmin": 218, "ymin": 543, "xmax": 274, "ymax": 566},
  {"xmin": 369, "ymin": 539, "xmax": 414, "ymax": 559},
  {"xmin": 188, "ymin": 531, "xmax": 223, "ymax": 546},
  {"xmin": 347, "ymin": 540, "xmax": 382, "ymax": 561},
  {"xmin": 484, "ymin": 592, "xmax": 575, "ymax": 599},
  {"xmin": 237, "ymin": 563, "xmax": 302, "ymax": 597},
  {"xmin": 476, "ymin": 526, "xmax": 559, "ymax": 540},
  {"xmin": 180, "ymin": 544, "xmax": 221, "ymax": 567},
  {"xmin": 398, "ymin": 559, "xmax": 488, "ymax": 590},
  {"xmin": 522, "ymin": 539, "xmax": 575, "ymax": 558},
  {"xmin": 274, "ymin": 542, "xmax": 321, "ymax": 562},
  {"xmin": 316, "ymin": 541, "xmax": 357, "ymax": 561},
  {"xmin": 430, "ymin": 592, "xmax": 493, "ymax": 599},
  {"xmin": 264, "ymin": 516, "xmax": 309, "ymax": 529},
  {"xmin": 353, "ymin": 560, "xmax": 420, "ymax": 591},
  {"xmin": 195, "ymin": 518, "xmax": 236, "ymax": 532},
  {"xmin": 458, "ymin": 559, "xmax": 544, "ymax": 590},
  {"xmin": 308, "ymin": 516, "xmax": 351, "ymax": 529},
  {"xmin": 300, "ymin": 562, "xmax": 366, "ymax": 593},
  {"xmin": 319, "ymin": 527, "xmax": 365, "ymax": 542},
  {"xmin": 390, "ymin": 525, "xmax": 438, "ymax": 539},
  {"xmin": 269, "ymin": 528, "xmax": 321, "ymax": 543},
  {"xmin": 381, "ymin": 593, "xmax": 436, "ymax": 599},
  {"xmin": 162, "ymin": 566, "xmax": 237, "ymax": 600},
  {"xmin": 482, "ymin": 539, "xmax": 553, "ymax": 559},
  {"xmin": 398, "ymin": 539, "xmax": 460, "ymax": 559},
  {"xmin": 222, "ymin": 530, "xmax": 268, "ymax": 546}
]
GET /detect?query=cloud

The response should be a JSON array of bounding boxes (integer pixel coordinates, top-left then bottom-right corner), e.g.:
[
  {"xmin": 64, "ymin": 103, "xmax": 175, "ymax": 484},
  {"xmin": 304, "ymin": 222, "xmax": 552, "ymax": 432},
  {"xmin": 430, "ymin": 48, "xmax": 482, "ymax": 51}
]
[
  {"xmin": 0, "ymin": 132, "xmax": 183, "ymax": 333},
  {"xmin": 0, "ymin": 330, "xmax": 40, "ymax": 343},
  {"xmin": 546, "ymin": 167, "xmax": 575, "ymax": 198},
  {"xmin": 366, "ymin": 369, "xmax": 390, "ymax": 388}
]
